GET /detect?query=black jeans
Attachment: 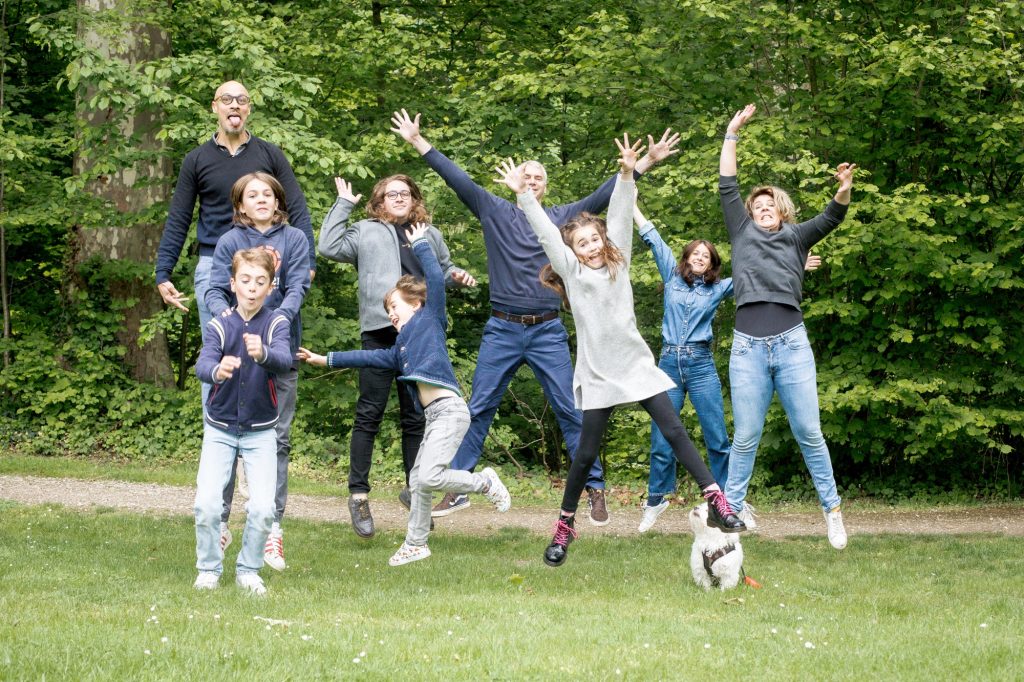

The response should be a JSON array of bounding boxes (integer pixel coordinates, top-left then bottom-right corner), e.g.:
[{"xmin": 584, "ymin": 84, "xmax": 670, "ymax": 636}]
[
  {"xmin": 560, "ymin": 392, "xmax": 715, "ymax": 513},
  {"xmin": 348, "ymin": 327, "xmax": 425, "ymax": 494}
]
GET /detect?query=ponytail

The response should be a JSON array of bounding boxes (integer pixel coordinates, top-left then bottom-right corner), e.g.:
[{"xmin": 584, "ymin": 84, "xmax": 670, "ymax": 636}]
[{"xmin": 539, "ymin": 264, "xmax": 571, "ymax": 312}]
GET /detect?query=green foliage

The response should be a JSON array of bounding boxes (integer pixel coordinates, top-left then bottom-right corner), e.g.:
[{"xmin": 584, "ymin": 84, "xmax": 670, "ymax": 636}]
[{"xmin": 1, "ymin": 0, "xmax": 1021, "ymax": 497}]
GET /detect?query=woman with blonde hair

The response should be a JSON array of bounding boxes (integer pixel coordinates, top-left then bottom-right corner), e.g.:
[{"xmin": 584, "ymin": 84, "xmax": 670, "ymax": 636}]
[{"xmin": 719, "ymin": 103, "xmax": 856, "ymax": 549}]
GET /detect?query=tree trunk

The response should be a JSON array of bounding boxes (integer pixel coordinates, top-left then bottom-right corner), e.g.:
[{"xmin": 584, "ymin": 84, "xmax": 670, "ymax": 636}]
[{"xmin": 71, "ymin": 0, "xmax": 173, "ymax": 387}]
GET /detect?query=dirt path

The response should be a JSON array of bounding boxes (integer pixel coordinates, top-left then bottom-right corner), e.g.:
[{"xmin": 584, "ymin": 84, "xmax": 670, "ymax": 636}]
[{"xmin": 1, "ymin": 474, "xmax": 1021, "ymax": 539}]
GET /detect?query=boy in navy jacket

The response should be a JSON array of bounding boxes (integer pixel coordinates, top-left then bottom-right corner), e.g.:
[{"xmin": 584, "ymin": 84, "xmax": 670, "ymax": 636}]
[
  {"xmin": 193, "ymin": 247, "xmax": 292, "ymax": 595},
  {"xmin": 299, "ymin": 225, "xmax": 511, "ymax": 566}
]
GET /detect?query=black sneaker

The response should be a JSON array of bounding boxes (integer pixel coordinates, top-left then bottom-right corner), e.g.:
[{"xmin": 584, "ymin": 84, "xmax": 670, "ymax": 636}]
[
  {"xmin": 398, "ymin": 486, "xmax": 412, "ymax": 511},
  {"xmin": 431, "ymin": 492, "xmax": 470, "ymax": 518},
  {"xmin": 543, "ymin": 515, "xmax": 578, "ymax": 567},
  {"xmin": 348, "ymin": 497, "xmax": 375, "ymax": 538},
  {"xmin": 703, "ymin": 489, "xmax": 746, "ymax": 534}
]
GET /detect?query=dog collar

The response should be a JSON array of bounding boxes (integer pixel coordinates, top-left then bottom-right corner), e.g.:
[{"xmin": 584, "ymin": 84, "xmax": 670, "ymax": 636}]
[{"xmin": 702, "ymin": 545, "xmax": 737, "ymax": 583}]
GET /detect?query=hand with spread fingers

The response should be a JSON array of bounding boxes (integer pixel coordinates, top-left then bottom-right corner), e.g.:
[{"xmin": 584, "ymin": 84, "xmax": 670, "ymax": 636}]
[
  {"xmin": 494, "ymin": 158, "xmax": 528, "ymax": 195},
  {"xmin": 615, "ymin": 133, "xmax": 646, "ymax": 177}
]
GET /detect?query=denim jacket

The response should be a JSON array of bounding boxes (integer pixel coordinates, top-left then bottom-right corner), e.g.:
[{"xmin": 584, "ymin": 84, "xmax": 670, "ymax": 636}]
[
  {"xmin": 326, "ymin": 239, "xmax": 461, "ymax": 403},
  {"xmin": 639, "ymin": 222, "xmax": 733, "ymax": 347}
]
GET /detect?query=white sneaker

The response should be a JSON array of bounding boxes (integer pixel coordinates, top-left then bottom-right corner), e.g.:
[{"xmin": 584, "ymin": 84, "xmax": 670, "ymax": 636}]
[
  {"xmin": 737, "ymin": 503, "xmax": 759, "ymax": 532},
  {"xmin": 264, "ymin": 527, "xmax": 286, "ymax": 571},
  {"xmin": 481, "ymin": 467, "xmax": 511, "ymax": 512},
  {"xmin": 236, "ymin": 572, "xmax": 267, "ymax": 596},
  {"xmin": 389, "ymin": 542, "xmax": 432, "ymax": 567},
  {"xmin": 638, "ymin": 499, "xmax": 670, "ymax": 533},
  {"xmin": 824, "ymin": 507, "xmax": 847, "ymax": 550},
  {"xmin": 193, "ymin": 571, "xmax": 220, "ymax": 590},
  {"xmin": 220, "ymin": 523, "xmax": 232, "ymax": 552}
]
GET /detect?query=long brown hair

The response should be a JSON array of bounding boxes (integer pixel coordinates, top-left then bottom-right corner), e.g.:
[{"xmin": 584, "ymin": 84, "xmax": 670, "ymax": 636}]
[
  {"xmin": 366, "ymin": 174, "xmax": 431, "ymax": 224},
  {"xmin": 676, "ymin": 239, "xmax": 722, "ymax": 286},
  {"xmin": 538, "ymin": 212, "xmax": 626, "ymax": 311},
  {"xmin": 231, "ymin": 172, "xmax": 289, "ymax": 227}
]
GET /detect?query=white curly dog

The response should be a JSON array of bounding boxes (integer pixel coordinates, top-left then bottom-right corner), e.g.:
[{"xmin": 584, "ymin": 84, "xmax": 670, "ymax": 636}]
[{"xmin": 689, "ymin": 502, "xmax": 744, "ymax": 591}]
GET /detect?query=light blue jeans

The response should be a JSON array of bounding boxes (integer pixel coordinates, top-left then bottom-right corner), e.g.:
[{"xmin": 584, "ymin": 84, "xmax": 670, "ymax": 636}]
[
  {"xmin": 648, "ymin": 344, "xmax": 731, "ymax": 496},
  {"xmin": 194, "ymin": 255, "xmax": 214, "ymax": 407},
  {"xmin": 194, "ymin": 425, "xmax": 277, "ymax": 575},
  {"xmin": 726, "ymin": 324, "xmax": 840, "ymax": 512}
]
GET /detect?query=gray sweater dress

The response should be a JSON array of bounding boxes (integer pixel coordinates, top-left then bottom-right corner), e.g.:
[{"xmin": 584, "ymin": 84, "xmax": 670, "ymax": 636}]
[{"xmin": 518, "ymin": 177, "xmax": 674, "ymax": 411}]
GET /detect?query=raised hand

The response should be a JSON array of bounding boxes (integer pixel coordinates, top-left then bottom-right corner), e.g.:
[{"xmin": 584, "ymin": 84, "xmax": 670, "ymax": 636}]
[
  {"xmin": 494, "ymin": 158, "xmax": 528, "ymax": 195},
  {"xmin": 389, "ymin": 109, "xmax": 421, "ymax": 144},
  {"xmin": 727, "ymin": 104, "xmax": 756, "ymax": 134},
  {"xmin": 615, "ymin": 133, "xmax": 646, "ymax": 176},
  {"xmin": 243, "ymin": 332, "xmax": 264, "ymax": 361},
  {"xmin": 646, "ymin": 128, "xmax": 681, "ymax": 164},
  {"xmin": 835, "ymin": 162, "xmax": 857, "ymax": 193},
  {"xmin": 297, "ymin": 347, "xmax": 327, "ymax": 366},
  {"xmin": 804, "ymin": 254, "xmax": 822, "ymax": 272},
  {"xmin": 334, "ymin": 177, "xmax": 362, "ymax": 204},
  {"xmin": 215, "ymin": 355, "xmax": 241, "ymax": 381},
  {"xmin": 405, "ymin": 222, "xmax": 430, "ymax": 243}
]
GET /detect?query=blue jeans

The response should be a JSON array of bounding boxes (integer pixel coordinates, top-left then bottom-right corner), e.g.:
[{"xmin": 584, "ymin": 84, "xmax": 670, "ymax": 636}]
[
  {"xmin": 449, "ymin": 316, "xmax": 603, "ymax": 489},
  {"xmin": 648, "ymin": 344, "xmax": 730, "ymax": 496},
  {"xmin": 725, "ymin": 324, "xmax": 840, "ymax": 512},
  {"xmin": 194, "ymin": 255, "xmax": 214, "ymax": 407},
  {"xmin": 194, "ymin": 426, "xmax": 277, "ymax": 575}
]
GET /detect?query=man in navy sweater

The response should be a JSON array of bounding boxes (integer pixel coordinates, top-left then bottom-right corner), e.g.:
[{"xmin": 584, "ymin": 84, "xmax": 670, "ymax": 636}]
[
  {"xmin": 155, "ymin": 80, "xmax": 315, "ymax": 334},
  {"xmin": 391, "ymin": 110, "xmax": 679, "ymax": 525}
]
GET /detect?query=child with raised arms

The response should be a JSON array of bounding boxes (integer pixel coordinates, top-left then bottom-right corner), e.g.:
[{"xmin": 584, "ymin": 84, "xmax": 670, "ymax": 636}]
[
  {"xmin": 495, "ymin": 135, "xmax": 746, "ymax": 568},
  {"xmin": 299, "ymin": 224, "xmax": 511, "ymax": 566}
]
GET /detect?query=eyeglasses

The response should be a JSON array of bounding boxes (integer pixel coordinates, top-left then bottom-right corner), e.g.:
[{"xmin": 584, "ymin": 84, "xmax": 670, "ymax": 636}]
[
  {"xmin": 384, "ymin": 191, "xmax": 412, "ymax": 200},
  {"xmin": 216, "ymin": 94, "xmax": 251, "ymax": 105}
]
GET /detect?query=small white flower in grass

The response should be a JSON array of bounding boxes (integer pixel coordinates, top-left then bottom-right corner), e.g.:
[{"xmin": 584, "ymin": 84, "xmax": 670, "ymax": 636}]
[
  {"xmin": 353, "ymin": 658, "xmax": 361, "ymax": 664},
  {"xmin": 355, "ymin": 564, "xmax": 359, "ymax": 568},
  {"xmin": 797, "ymin": 616, "xmax": 803, "ymax": 621},
  {"xmin": 771, "ymin": 628, "xmax": 778, "ymax": 634},
  {"xmin": 796, "ymin": 629, "xmax": 803, "ymax": 636},
  {"xmin": 188, "ymin": 615, "xmax": 194, "ymax": 620},
  {"xmin": 161, "ymin": 637, "xmax": 168, "ymax": 644},
  {"xmin": 144, "ymin": 650, "xmax": 151, "ymax": 656},
  {"xmin": 804, "ymin": 641, "xmax": 816, "ymax": 649},
  {"xmin": 447, "ymin": 630, "xmax": 453, "ymax": 636},
  {"xmin": 360, "ymin": 651, "xmax": 366, "ymax": 657},
  {"xmin": 455, "ymin": 615, "xmax": 461, "ymax": 621},
  {"xmin": 704, "ymin": 643, "xmax": 711, "ymax": 650},
  {"xmin": 615, "ymin": 669, "xmax": 621, "ymax": 675},
  {"xmin": 379, "ymin": 640, "xmax": 384, "ymax": 645},
  {"xmin": 214, "ymin": 614, "xmax": 220, "ymax": 620},
  {"xmin": 779, "ymin": 603, "xmax": 785, "ymax": 608},
  {"xmin": 644, "ymin": 643, "xmax": 650, "ymax": 649},
  {"xmin": 150, "ymin": 605, "xmax": 156, "ymax": 612},
  {"xmin": 980, "ymin": 623, "xmax": 989, "ymax": 628}
]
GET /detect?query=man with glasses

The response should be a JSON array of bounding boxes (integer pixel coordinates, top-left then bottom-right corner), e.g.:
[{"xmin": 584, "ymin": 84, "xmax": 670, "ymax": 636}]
[{"xmin": 155, "ymin": 80, "xmax": 316, "ymax": 572}]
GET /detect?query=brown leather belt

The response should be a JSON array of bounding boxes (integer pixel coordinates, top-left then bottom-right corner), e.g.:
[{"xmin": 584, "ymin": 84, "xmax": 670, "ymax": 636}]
[{"xmin": 491, "ymin": 309, "xmax": 559, "ymax": 325}]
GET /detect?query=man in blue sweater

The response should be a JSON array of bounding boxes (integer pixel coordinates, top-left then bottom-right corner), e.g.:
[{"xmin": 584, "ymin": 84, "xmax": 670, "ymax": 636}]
[
  {"xmin": 155, "ymin": 80, "xmax": 315, "ymax": 336},
  {"xmin": 391, "ymin": 110, "xmax": 678, "ymax": 524}
]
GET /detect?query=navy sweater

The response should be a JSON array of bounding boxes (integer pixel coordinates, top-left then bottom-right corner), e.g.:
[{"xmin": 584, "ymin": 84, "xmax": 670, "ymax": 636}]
[
  {"xmin": 155, "ymin": 134, "xmax": 315, "ymax": 284},
  {"xmin": 206, "ymin": 222, "xmax": 311, "ymax": 359},
  {"xmin": 422, "ymin": 147, "xmax": 629, "ymax": 312},
  {"xmin": 195, "ymin": 306, "xmax": 292, "ymax": 434}
]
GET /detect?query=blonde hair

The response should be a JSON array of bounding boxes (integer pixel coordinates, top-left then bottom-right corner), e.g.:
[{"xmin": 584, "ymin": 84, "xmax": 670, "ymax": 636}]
[
  {"xmin": 744, "ymin": 185, "xmax": 796, "ymax": 230},
  {"xmin": 231, "ymin": 247, "xmax": 276, "ymax": 279}
]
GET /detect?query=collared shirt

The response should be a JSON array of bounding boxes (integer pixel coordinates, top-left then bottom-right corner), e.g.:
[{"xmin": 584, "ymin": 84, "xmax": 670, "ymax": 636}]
[
  {"xmin": 211, "ymin": 130, "xmax": 252, "ymax": 157},
  {"xmin": 638, "ymin": 221, "xmax": 733, "ymax": 346}
]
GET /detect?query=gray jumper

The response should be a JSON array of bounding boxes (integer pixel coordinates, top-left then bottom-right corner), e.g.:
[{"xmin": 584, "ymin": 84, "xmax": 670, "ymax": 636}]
[{"xmin": 519, "ymin": 177, "xmax": 674, "ymax": 411}]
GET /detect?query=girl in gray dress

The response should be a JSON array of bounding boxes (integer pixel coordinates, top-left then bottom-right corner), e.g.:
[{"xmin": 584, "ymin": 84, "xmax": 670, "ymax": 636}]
[{"xmin": 495, "ymin": 135, "xmax": 746, "ymax": 567}]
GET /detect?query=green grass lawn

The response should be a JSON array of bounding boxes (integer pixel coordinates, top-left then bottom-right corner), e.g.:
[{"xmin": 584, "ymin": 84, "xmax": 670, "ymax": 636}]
[{"xmin": 0, "ymin": 500, "xmax": 1019, "ymax": 680}]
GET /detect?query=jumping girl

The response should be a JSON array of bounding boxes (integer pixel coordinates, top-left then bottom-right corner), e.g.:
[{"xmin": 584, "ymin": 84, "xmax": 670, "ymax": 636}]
[{"xmin": 495, "ymin": 135, "xmax": 745, "ymax": 567}]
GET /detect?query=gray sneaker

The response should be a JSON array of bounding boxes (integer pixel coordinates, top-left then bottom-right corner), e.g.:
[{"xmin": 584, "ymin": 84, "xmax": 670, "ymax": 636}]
[
  {"xmin": 398, "ymin": 486, "xmax": 412, "ymax": 511},
  {"xmin": 348, "ymin": 496, "xmax": 375, "ymax": 538}
]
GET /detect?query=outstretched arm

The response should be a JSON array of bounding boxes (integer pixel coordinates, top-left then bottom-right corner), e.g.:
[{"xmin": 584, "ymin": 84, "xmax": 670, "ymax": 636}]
[
  {"xmin": 607, "ymin": 135, "xmax": 643, "ymax": 257},
  {"xmin": 720, "ymin": 104, "xmax": 755, "ymax": 177},
  {"xmin": 409, "ymin": 224, "xmax": 447, "ymax": 324},
  {"xmin": 634, "ymin": 203, "xmax": 677, "ymax": 282}
]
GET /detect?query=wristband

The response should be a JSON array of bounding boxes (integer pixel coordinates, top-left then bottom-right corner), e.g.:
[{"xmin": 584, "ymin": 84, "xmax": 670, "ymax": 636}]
[{"xmin": 724, "ymin": 133, "xmax": 740, "ymax": 142}]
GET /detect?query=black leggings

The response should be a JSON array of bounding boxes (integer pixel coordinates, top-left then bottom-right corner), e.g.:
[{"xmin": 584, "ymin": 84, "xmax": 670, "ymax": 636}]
[{"xmin": 560, "ymin": 392, "xmax": 715, "ymax": 513}]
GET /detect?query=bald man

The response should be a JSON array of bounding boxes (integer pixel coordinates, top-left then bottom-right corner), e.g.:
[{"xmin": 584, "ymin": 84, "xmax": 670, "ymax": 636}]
[{"xmin": 155, "ymin": 80, "xmax": 315, "ymax": 571}]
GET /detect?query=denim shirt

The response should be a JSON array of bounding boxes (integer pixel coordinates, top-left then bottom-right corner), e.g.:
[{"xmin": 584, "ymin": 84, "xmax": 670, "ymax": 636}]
[
  {"xmin": 639, "ymin": 222, "xmax": 733, "ymax": 347},
  {"xmin": 326, "ymin": 239, "xmax": 461, "ymax": 402}
]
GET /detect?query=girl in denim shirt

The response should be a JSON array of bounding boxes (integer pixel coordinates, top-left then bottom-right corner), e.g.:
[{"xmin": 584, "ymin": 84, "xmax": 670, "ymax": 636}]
[{"xmin": 299, "ymin": 224, "xmax": 511, "ymax": 566}]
